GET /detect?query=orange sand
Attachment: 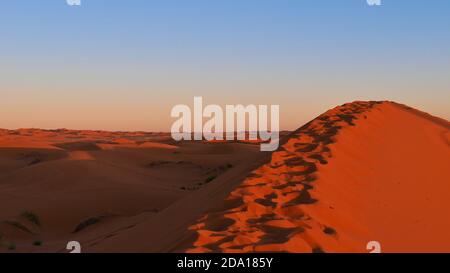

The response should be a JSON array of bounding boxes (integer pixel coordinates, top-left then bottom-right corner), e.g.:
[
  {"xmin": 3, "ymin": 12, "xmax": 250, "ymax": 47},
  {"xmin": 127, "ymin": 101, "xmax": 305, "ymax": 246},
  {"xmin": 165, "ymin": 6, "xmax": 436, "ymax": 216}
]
[
  {"xmin": 0, "ymin": 101, "xmax": 449, "ymax": 253},
  {"xmin": 184, "ymin": 101, "xmax": 450, "ymax": 253}
]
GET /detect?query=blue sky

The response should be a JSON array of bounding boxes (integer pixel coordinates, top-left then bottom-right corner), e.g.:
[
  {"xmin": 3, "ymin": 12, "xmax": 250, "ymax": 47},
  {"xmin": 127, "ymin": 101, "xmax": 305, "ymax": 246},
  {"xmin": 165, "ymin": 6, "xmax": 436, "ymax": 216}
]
[{"xmin": 1, "ymin": 0, "xmax": 449, "ymax": 130}]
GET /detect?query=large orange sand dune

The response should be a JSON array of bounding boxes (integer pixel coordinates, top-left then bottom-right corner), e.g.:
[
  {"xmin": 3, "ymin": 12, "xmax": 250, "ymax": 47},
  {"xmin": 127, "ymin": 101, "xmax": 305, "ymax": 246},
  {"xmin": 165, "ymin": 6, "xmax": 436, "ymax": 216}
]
[{"xmin": 183, "ymin": 101, "xmax": 450, "ymax": 253}]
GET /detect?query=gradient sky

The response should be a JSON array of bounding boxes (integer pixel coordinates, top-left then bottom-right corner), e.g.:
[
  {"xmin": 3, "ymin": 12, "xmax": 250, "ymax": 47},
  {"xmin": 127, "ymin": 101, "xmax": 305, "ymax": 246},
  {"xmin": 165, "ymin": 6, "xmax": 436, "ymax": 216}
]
[{"xmin": 1, "ymin": 0, "xmax": 449, "ymax": 131}]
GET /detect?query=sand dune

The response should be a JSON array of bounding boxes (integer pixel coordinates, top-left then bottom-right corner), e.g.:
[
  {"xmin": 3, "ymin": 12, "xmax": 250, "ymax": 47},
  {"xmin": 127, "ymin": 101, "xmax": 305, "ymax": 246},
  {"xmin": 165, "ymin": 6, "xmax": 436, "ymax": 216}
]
[
  {"xmin": 0, "ymin": 101, "xmax": 449, "ymax": 253},
  {"xmin": 182, "ymin": 101, "xmax": 450, "ymax": 253},
  {"xmin": 0, "ymin": 130, "xmax": 262, "ymax": 252}
]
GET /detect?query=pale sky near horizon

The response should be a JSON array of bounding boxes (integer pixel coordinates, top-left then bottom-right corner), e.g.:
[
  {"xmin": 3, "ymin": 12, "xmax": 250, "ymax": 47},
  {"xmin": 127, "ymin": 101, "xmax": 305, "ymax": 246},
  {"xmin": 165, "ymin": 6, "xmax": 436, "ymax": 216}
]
[{"xmin": 1, "ymin": 0, "xmax": 449, "ymax": 131}]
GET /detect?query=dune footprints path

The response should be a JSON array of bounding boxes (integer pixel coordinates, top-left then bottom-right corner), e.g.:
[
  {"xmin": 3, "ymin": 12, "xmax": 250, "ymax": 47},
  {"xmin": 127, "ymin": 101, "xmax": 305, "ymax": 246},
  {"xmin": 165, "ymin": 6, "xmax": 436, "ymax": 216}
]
[{"xmin": 186, "ymin": 101, "xmax": 381, "ymax": 253}]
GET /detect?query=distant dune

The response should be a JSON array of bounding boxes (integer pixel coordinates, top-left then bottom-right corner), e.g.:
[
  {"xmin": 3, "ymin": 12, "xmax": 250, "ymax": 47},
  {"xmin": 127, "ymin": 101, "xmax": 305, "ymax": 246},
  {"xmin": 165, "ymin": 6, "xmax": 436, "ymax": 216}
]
[
  {"xmin": 0, "ymin": 129, "xmax": 263, "ymax": 252},
  {"xmin": 0, "ymin": 101, "xmax": 449, "ymax": 253}
]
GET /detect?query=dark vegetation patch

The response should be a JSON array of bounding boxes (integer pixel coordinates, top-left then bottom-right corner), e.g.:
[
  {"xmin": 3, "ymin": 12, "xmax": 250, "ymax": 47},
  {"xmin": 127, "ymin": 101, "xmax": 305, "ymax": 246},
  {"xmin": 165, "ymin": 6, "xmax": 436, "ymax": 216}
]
[
  {"xmin": 72, "ymin": 214, "xmax": 114, "ymax": 233},
  {"xmin": 21, "ymin": 211, "xmax": 41, "ymax": 227},
  {"xmin": 323, "ymin": 226, "xmax": 337, "ymax": 235},
  {"xmin": 180, "ymin": 163, "xmax": 234, "ymax": 191},
  {"xmin": 1, "ymin": 220, "xmax": 35, "ymax": 235}
]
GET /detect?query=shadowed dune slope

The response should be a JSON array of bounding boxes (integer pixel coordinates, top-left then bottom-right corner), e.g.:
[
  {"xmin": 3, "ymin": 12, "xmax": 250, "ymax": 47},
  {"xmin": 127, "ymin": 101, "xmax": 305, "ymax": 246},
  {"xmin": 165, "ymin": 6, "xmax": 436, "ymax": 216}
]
[{"xmin": 183, "ymin": 101, "xmax": 450, "ymax": 253}]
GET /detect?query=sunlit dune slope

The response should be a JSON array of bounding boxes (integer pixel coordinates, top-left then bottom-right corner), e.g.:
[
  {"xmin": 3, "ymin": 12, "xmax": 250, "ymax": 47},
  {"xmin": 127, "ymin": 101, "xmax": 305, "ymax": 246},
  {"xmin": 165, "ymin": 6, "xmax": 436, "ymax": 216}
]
[{"xmin": 184, "ymin": 101, "xmax": 450, "ymax": 253}]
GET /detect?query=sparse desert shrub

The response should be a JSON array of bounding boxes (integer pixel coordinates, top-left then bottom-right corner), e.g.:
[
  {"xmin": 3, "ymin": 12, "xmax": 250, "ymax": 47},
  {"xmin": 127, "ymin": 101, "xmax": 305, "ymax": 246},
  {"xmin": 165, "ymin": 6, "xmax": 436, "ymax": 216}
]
[
  {"xmin": 204, "ymin": 175, "xmax": 217, "ymax": 184},
  {"xmin": 21, "ymin": 211, "xmax": 41, "ymax": 227},
  {"xmin": 72, "ymin": 214, "xmax": 112, "ymax": 233},
  {"xmin": 33, "ymin": 240, "xmax": 43, "ymax": 246},
  {"xmin": 323, "ymin": 226, "xmax": 337, "ymax": 235},
  {"xmin": 1, "ymin": 220, "xmax": 35, "ymax": 235},
  {"xmin": 73, "ymin": 218, "xmax": 101, "ymax": 233}
]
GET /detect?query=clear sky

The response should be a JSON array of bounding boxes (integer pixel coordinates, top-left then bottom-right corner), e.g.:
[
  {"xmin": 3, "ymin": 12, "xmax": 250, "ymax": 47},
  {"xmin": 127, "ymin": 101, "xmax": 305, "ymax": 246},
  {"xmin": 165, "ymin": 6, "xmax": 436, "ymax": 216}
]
[{"xmin": 1, "ymin": 0, "xmax": 449, "ymax": 131}]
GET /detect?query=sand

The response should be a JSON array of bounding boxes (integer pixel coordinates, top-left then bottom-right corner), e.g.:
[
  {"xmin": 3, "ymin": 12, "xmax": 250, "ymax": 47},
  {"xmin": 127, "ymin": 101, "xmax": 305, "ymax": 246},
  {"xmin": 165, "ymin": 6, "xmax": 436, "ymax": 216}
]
[
  {"xmin": 0, "ymin": 101, "xmax": 449, "ymax": 253},
  {"xmin": 183, "ymin": 101, "xmax": 450, "ymax": 253},
  {"xmin": 0, "ymin": 129, "xmax": 262, "ymax": 252}
]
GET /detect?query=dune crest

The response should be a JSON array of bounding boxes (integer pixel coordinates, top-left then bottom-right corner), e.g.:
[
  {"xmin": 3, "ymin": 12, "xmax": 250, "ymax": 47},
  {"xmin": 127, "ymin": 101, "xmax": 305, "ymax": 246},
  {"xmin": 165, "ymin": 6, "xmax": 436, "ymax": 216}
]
[{"xmin": 185, "ymin": 101, "xmax": 450, "ymax": 253}]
